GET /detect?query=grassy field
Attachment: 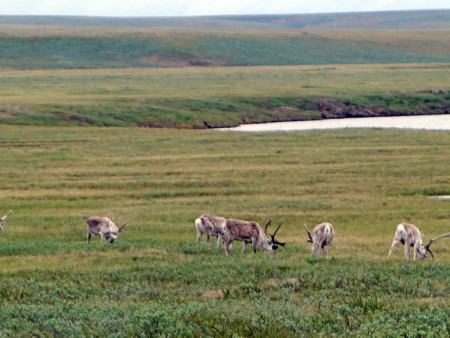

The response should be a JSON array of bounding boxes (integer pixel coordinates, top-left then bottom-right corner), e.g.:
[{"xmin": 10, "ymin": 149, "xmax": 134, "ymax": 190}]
[
  {"xmin": 0, "ymin": 126, "xmax": 448, "ymax": 336},
  {"xmin": 1, "ymin": 15, "xmax": 449, "ymax": 335},
  {"xmin": 0, "ymin": 28, "xmax": 449, "ymax": 70},
  {"xmin": 1, "ymin": 63, "xmax": 449, "ymax": 128},
  {"xmin": 0, "ymin": 26, "xmax": 448, "ymax": 128}
]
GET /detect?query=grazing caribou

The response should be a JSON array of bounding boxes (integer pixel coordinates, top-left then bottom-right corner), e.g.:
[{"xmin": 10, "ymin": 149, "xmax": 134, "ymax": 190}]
[
  {"xmin": 195, "ymin": 214, "xmax": 227, "ymax": 249},
  {"xmin": 303, "ymin": 223, "xmax": 335, "ymax": 257},
  {"xmin": 387, "ymin": 223, "xmax": 449, "ymax": 260},
  {"xmin": 0, "ymin": 210, "xmax": 13, "ymax": 232},
  {"xmin": 87, "ymin": 213, "xmax": 130, "ymax": 244},
  {"xmin": 223, "ymin": 218, "xmax": 285, "ymax": 256}
]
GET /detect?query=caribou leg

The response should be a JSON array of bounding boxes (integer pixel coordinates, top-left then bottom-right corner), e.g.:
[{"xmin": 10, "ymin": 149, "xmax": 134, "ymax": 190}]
[
  {"xmin": 205, "ymin": 232, "xmax": 211, "ymax": 248},
  {"xmin": 100, "ymin": 232, "xmax": 107, "ymax": 244},
  {"xmin": 404, "ymin": 240, "xmax": 412, "ymax": 260},
  {"xmin": 225, "ymin": 239, "xmax": 233, "ymax": 256},
  {"xmin": 387, "ymin": 239, "xmax": 399, "ymax": 258},
  {"xmin": 216, "ymin": 235, "xmax": 221, "ymax": 249},
  {"xmin": 413, "ymin": 243, "xmax": 420, "ymax": 261},
  {"xmin": 196, "ymin": 231, "xmax": 202, "ymax": 250}
]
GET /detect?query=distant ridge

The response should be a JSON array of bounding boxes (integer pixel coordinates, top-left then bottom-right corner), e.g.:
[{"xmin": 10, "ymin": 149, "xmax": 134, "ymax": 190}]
[{"xmin": 1, "ymin": 9, "xmax": 449, "ymax": 29}]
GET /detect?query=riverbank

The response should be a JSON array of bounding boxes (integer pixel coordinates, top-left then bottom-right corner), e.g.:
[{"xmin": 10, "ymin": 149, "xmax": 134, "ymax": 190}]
[{"xmin": 1, "ymin": 64, "xmax": 448, "ymax": 128}]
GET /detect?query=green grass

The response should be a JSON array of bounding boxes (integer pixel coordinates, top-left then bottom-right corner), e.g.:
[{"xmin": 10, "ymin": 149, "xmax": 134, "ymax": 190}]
[
  {"xmin": 0, "ymin": 22, "xmax": 449, "ymax": 335},
  {"xmin": 0, "ymin": 63, "xmax": 449, "ymax": 128},
  {"xmin": 0, "ymin": 28, "xmax": 448, "ymax": 128},
  {"xmin": 0, "ymin": 126, "xmax": 448, "ymax": 336},
  {"xmin": 0, "ymin": 28, "xmax": 449, "ymax": 70}
]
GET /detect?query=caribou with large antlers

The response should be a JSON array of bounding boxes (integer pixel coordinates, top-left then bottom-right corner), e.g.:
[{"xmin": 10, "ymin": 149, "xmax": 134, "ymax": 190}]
[
  {"xmin": 0, "ymin": 210, "xmax": 13, "ymax": 232},
  {"xmin": 388, "ymin": 223, "xmax": 449, "ymax": 260},
  {"xmin": 223, "ymin": 218, "xmax": 285, "ymax": 256},
  {"xmin": 87, "ymin": 213, "xmax": 130, "ymax": 244},
  {"xmin": 195, "ymin": 214, "xmax": 227, "ymax": 249},
  {"xmin": 303, "ymin": 223, "xmax": 335, "ymax": 257}
]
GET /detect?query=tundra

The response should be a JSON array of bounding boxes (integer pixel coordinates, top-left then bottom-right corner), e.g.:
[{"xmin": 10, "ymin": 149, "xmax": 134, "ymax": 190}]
[
  {"xmin": 388, "ymin": 222, "xmax": 449, "ymax": 260},
  {"xmin": 303, "ymin": 223, "xmax": 335, "ymax": 257},
  {"xmin": 87, "ymin": 213, "xmax": 130, "ymax": 244},
  {"xmin": 223, "ymin": 218, "xmax": 285, "ymax": 256}
]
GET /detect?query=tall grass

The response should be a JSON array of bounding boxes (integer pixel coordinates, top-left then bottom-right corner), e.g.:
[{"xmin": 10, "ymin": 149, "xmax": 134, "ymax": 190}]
[{"xmin": 0, "ymin": 126, "xmax": 448, "ymax": 335}]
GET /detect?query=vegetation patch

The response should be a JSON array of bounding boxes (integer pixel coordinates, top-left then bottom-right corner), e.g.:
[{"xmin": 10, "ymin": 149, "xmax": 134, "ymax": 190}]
[
  {"xmin": 0, "ymin": 126, "xmax": 449, "ymax": 335},
  {"xmin": 1, "ymin": 62, "xmax": 448, "ymax": 128},
  {"xmin": 0, "ymin": 28, "xmax": 448, "ymax": 70},
  {"xmin": 0, "ymin": 16, "xmax": 449, "ymax": 334}
]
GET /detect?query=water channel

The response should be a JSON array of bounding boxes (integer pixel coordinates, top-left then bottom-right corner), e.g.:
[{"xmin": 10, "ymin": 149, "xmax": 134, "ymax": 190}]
[{"xmin": 218, "ymin": 114, "xmax": 450, "ymax": 132}]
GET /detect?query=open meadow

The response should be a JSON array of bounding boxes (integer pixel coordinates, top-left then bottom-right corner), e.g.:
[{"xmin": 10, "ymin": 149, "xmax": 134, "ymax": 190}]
[
  {"xmin": 0, "ymin": 12, "xmax": 449, "ymax": 335},
  {"xmin": 0, "ymin": 126, "xmax": 449, "ymax": 336},
  {"xmin": 1, "ymin": 25, "xmax": 449, "ymax": 128},
  {"xmin": 1, "ymin": 63, "xmax": 449, "ymax": 128}
]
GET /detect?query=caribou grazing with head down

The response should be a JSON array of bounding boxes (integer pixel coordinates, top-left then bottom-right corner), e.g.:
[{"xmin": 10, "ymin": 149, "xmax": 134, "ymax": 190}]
[
  {"xmin": 87, "ymin": 213, "xmax": 130, "ymax": 244},
  {"xmin": 195, "ymin": 214, "xmax": 227, "ymax": 249},
  {"xmin": 387, "ymin": 222, "xmax": 449, "ymax": 260},
  {"xmin": 0, "ymin": 210, "xmax": 13, "ymax": 232},
  {"xmin": 303, "ymin": 223, "xmax": 335, "ymax": 257},
  {"xmin": 223, "ymin": 218, "xmax": 285, "ymax": 256}
]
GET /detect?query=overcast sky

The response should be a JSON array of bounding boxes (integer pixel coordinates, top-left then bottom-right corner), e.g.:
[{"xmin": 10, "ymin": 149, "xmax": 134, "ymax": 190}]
[{"xmin": 1, "ymin": 0, "xmax": 449, "ymax": 17}]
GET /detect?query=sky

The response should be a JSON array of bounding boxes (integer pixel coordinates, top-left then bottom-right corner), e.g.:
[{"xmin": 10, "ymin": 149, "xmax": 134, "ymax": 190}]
[{"xmin": 1, "ymin": 0, "xmax": 449, "ymax": 17}]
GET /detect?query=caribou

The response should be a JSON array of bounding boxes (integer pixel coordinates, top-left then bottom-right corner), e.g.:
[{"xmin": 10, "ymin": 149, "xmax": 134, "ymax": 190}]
[
  {"xmin": 0, "ymin": 210, "xmax": 13, "ymax": 232},
  {"xmin": 387, "ymin": 223, "xmax": 449, "ymax": 260},
  {"xmin": 87, "ymin": 213, "xmax": 130, "ymax": 244},
  {"xmin": 223, "ymin": 218, "xmax": 285, "ymax": 256},
  {"xmin": 303, "ymin": 223, "xmax": 335, "ymax": 257},
  {"xmin": 195, "ymin": 214, "xmax": 227, "ymax": 249}
]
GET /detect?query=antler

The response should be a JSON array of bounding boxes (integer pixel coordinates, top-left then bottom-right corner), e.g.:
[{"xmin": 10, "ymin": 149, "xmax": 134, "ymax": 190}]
[
  {"xmin": 110, "ymin": 212, "xmax": 114, "ymax": 222},
  {"xmin": 118, "ymin": 219, "xmax": 131, "ymax": 232},
  {"xmin": 1, "ymin": 210, "xmax": 12, "ymax": 222},
  {"xmin": 264, "ymin": 219, "xmax": 272, "ymax": 235},
  {"xmin": 270, "ymin": 220, "xmax": 286, "ymax": 246},
  {"xmin": 272, "ymin": 220, "xmax": 284, "ymax": 237},
  {"xmin": 424, "ymin": 233, "xmax": 450, "ymax": 259},
  {"xmin": 303, "ymin": 224, "xmax": 313, "ymax": 243}
]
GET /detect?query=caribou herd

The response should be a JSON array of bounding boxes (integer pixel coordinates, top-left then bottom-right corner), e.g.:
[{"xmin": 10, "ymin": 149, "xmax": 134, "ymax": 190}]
[
  {"xmin": 0, "ymin": 208, "xmax": 448, "ymax": 260},
  {"xmin": 195, "ymin": 213, "xmax": 448, "ymax": 259}
]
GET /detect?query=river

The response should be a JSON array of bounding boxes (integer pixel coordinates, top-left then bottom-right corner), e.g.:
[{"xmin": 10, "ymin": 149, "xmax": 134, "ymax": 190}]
[{"xmin": 218, "ymin": 114, "xmax": 450, "ymax": 132}]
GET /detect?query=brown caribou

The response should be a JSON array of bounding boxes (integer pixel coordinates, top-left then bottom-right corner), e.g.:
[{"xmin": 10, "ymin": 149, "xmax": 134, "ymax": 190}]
[
  {"xmin": 87, "ymin": 213, "xmax": 130, "ymax": 244},
  {"xmin": 223, "ymin": 218, "xmax": 285, "ymax": 256},
  {"xmin": 303, "ymin": 223, "xmax": 335, "ymax": 257},
  {"xmin": 387, "ymin": 223, "xmax": 449, "ymax": 260}
]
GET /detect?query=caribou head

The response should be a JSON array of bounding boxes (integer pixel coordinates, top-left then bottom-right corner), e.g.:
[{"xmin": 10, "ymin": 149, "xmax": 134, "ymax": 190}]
[
  {"xmin": 422, "ymin": 233, "xmax": 450, "ymax": 259},
  {"xmin": 264, "ymin": 219, "xmax": 286, "ymax": 251}
]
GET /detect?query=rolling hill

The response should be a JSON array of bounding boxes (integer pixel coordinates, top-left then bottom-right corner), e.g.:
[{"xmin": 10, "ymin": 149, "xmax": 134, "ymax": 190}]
[
  {"xmin": 0, "ymin": 10, "xmax": 448, "ymax": 127},
  {"xmin": 1, "ymin": 10, "xmax": 449, "ymax": 29},
  {"xmin": 0, "ymin": 10, "xmax": 449, "ymax": 70}
]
